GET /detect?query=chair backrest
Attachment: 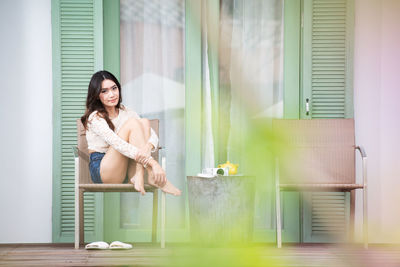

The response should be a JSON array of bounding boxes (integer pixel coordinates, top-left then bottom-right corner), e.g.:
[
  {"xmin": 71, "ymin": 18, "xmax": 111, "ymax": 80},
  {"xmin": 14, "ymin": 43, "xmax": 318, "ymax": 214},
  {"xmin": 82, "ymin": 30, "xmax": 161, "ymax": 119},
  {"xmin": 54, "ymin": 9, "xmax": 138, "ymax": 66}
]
[
  {"xmin": 272, "ymin": 119, "xmax": 355, "ymax": 184},
  {"xmin": 76, "ymin": 118, "xmax": 159, "ymax": 184}
]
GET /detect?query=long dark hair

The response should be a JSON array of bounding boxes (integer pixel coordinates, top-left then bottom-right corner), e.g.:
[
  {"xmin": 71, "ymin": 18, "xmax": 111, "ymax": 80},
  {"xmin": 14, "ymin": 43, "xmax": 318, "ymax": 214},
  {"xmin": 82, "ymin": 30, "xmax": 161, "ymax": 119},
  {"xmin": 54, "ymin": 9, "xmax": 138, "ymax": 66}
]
[{"xmin": 81, "ymin": 70, "xmax": 123, "ymax": 130}]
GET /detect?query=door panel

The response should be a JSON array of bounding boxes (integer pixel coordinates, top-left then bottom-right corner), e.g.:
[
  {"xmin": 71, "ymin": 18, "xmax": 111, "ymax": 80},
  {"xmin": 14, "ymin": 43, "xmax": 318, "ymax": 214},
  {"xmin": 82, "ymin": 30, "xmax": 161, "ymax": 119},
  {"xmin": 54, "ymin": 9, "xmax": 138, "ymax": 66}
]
[
  {"xmin": 301, "ymin": 0, "xmax": 354, "ymax": 243},
  {"xmin": 301, "ymin": 0, "xmax": 354, "ymax": 119},
  {"xmin": 103, "ymin": 0, "xmax": 189, "ymax": 242},
  {"xmin": 52, "ymin": 0, "xmax": 104, "ymax": 243}
]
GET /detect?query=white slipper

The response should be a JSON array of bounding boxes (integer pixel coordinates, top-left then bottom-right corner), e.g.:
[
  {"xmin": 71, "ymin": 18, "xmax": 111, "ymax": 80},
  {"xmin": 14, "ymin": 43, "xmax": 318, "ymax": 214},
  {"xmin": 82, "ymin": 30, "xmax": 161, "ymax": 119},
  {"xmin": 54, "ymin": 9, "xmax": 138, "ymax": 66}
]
[
  {"xmin": 109, "ymin": 241, "xmax": 133, "ymax": 250},
  {"xmin": 85, "ymin": 241, "xmax": 109, "ymax": 250}
]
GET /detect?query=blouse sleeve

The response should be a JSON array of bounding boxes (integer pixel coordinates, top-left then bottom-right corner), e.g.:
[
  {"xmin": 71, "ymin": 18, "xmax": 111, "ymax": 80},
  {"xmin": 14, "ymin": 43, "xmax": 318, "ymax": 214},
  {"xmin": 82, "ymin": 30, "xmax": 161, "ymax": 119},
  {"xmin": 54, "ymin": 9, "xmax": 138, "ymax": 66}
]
[
  {"xmin": 125, "ymin": 108, "xmax": 159, "ymax": 152},
  {"xmin": 88, "ymin": 113, "xmax": 138, "ymax": 159}
]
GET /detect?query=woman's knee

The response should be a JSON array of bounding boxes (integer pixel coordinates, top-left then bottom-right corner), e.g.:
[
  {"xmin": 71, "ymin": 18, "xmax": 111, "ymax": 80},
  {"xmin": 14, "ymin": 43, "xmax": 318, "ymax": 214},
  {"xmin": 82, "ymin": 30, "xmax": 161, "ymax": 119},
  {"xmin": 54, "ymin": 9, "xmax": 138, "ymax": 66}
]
[
  {"xmin": 139, "ymin": 118, "xmax": 150, "ymax": 130},
  {"xmin": 120, "ymin": 117, "xmax": 150, "ymax": 137},
  {"xmin": 122, "ymin": 117, "xmax": 142, "ymax": 130},
  {"xmin": 120, "ymin": 118, "xmax": 149, "ymax": 140},
  {"xmin": 117, "ymin": 118, "xmax": 143, "ymax": 139}
]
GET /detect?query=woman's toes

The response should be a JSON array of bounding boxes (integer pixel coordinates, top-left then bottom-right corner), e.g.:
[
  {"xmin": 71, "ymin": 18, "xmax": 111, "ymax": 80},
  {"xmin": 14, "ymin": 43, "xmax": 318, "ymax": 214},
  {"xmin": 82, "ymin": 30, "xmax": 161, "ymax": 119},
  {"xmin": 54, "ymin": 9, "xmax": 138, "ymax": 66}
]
[
  {"xmin": 131, "ymin": 177, "xmax": 145, "ymax": 195},
  {"xmin": 161, "ymin": 182, "xmax": 181, "ymax": 196}
]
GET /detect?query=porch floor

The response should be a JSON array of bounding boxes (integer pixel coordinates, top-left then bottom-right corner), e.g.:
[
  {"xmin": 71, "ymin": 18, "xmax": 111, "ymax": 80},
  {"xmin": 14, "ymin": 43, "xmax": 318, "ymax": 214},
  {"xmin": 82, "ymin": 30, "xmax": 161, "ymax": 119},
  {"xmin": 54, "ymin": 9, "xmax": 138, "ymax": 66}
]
[{"xmin": 1, "ymin": 243, "xmax": 399, "ymax": 266}]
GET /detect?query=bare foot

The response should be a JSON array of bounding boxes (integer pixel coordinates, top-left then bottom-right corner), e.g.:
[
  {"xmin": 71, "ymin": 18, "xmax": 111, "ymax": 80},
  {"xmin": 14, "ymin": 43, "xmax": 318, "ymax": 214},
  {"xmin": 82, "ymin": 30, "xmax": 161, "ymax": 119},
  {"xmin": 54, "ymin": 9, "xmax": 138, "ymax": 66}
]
[
  {"xmin": 130, "ymin": 174, "xmax": 145, "ymax": 195},
  {"xmin": 147, "ymin": 170, "xmax": 182, "ymax": 196},
  {"xmin": 160, "ymin": 180, "xmax": 182, "ymax": 196}
]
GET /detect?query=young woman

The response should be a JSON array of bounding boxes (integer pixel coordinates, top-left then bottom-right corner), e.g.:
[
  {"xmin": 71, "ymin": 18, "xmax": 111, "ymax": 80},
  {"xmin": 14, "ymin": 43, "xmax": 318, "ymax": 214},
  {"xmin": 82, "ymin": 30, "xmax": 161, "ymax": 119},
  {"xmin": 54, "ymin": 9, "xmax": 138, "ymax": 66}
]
[{"xmin": 81, "ymin": 70, "xmax": 181, "ymax": 196}]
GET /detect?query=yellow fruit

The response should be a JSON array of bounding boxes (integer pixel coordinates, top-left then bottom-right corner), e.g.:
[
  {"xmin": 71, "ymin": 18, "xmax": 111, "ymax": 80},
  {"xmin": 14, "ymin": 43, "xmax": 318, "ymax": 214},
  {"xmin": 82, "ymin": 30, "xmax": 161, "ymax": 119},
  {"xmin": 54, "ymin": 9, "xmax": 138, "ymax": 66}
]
[
  {"xmin": 229, "ymin": 164, "xmax": 238, "ymax": 175},
  {"xmin": 218, "ymin": 161, "xmax": 239, "ymax": 175}
]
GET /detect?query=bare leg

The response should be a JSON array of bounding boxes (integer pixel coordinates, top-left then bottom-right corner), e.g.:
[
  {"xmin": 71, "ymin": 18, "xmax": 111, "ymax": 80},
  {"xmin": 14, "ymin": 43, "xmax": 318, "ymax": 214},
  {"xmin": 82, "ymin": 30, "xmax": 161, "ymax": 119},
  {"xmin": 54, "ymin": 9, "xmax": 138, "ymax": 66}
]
[
  {"xmin": 127, "ymin": 119, "xmax": 147, "ymax": 194},
  {"xmin": 100, "ymin": 118, "xmax": 147, "ymax": 188},
  {"xmin": 138, "ymin": 119, "xmax": 181, "ymax": 196},
  {"xmin": 101, "ymin": 117, "xmax": 181, "ymax": 196},
  {"xmin": 127, "ymin": 159, "xmax": 145, "ymax": 195},
  {"xmin": 136, "ymin": 119, "xmax": 151, "ymax": 188},
  {"xmin": 147, "ymin": 171, "xmax": 181, "ymax": 196}
]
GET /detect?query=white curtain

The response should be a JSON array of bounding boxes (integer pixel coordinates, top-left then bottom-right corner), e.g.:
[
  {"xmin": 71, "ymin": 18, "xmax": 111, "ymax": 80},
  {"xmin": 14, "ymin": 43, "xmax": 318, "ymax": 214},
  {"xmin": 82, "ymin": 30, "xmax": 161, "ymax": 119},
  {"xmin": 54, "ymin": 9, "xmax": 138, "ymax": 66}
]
[
  {"xmin": 218, "ymin": 0, "xmax": 284, "ymax": 166},
  {"xmin": 201, "ymin": 0, "xmax": 215, "ymax": 170},
  {"xmin": 119, "ymin": 0, "xmax": 185, "ymax": 228},
  {"xmin": 217, "ymin": 0, "xmax": 284, "ymax": 230}
]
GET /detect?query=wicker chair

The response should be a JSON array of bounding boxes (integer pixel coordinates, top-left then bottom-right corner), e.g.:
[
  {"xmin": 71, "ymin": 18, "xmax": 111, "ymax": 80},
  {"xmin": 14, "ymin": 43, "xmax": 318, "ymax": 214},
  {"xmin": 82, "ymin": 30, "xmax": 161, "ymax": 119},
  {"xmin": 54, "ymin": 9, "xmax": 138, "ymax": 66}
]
[
  {"xmin": 73, "ymin": 119, "xmax": 166, "ymax": 249},
  {"xmin": 273, "ymin": 119, "xmax": 367, "ymax": 248}
]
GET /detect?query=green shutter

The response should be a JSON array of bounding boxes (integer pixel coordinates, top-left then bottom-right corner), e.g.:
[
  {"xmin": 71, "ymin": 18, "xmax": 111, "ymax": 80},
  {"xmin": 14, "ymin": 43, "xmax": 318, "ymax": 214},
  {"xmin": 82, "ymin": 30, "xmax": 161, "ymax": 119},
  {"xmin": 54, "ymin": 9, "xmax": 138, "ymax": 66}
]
[
  {"xmin": 301, "ymin": 0, "xmax": 354, "ymax": 243},
  {"xmin": 303, "ymin": 192, "xmax": 350, "ymax": 242},
  {"xmin": 302, "ymin": 0, "xmax": 353, "ymax": 119},
  {"xmin": 52, "ymin": 0, "xmax": 103, "ymax": 242}
]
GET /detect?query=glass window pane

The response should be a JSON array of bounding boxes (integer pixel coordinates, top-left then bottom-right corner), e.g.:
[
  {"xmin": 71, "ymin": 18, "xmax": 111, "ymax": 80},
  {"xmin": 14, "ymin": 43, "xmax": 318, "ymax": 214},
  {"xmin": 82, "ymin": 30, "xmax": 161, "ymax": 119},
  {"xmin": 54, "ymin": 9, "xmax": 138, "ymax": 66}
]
[{"xmin": 120, "ymin": 0, "xmax": 185, "ymax": 229}]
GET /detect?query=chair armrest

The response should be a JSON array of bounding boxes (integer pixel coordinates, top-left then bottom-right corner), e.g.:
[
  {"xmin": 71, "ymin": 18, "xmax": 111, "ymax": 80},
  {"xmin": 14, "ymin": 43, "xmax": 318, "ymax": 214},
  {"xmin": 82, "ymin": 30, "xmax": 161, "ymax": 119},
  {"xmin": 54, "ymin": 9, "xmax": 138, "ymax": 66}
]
[
  {"xmin": 355, "ymin": 145, "xmax": 367, "ymax": 188},
  {"xmin": 72, "ymin": 146, "xmax": 79, "ymax": 158},
  {"xmin": 71, "ymin": 146, "xmax": 90, "ymax": 163},
  {"xmin": 356, "ymin": 146, "xmax": 367, "ymax": 158},
  {"xmin": 355, "ymin": 146, "xmax": 368, "ymax": 247},
  {"xmin": 153, "ymin": 146, "xmax": 164, "ymax": 159}
]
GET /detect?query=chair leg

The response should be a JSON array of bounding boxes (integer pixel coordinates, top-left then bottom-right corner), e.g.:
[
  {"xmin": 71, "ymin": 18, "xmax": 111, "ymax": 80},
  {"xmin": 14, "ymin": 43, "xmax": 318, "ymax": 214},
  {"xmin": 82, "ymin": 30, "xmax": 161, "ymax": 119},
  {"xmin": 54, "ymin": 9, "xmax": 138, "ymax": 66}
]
[
  {"xmin": 363, "ymin": 186, "xmax": 368, "ymax": 249},
  {"xmin": 362, "ymin": 157, "xmax": 368, "ymax": 249},
  {"xmin": 275, "ymin": 158, "xmax": 282, "ymax": 248},
  {"xmin": 161, "ymin": 191, "xmax": 166, "ymax": 248},
  {"xmin": 349, "ymin": 191, "xmax": 356, "ymax": 242},
  {"xmin": 152, "ymin": 189, "xmax": 159, "ymax": 243},
  {"xmin": 79, "ymin": 189, "xmax": 85, "ymax": 246},
  {"xmin": 75, "ymin": 187, "xmax": 79, "ymax": 249},
  {"xmin": 74, "ymin": 157, "xmax": 80, "ymax": 249},
  {"xmin": 276, "ymin": 187, "xmax": 282, "ymax": 248}
]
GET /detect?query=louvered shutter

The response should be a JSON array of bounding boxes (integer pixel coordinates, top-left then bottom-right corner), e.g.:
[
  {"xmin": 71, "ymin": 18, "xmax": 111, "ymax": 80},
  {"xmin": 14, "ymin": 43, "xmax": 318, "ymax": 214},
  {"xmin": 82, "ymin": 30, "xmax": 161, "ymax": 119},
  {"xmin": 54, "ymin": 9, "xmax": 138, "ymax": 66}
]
[
  {"xmin": 302, "ymin": 0, "xmax": 353, "ymax": 119},
  {"xmin": 301, "ymin": 0, "xmax": 353, "ymax": 242},
  {"xmin": 303, "ymin": 192, "xmax": 350, "ymax": 242},
  {"xmin": 52, "ymin": 0, "xmax": 103, "ymax": 242}
]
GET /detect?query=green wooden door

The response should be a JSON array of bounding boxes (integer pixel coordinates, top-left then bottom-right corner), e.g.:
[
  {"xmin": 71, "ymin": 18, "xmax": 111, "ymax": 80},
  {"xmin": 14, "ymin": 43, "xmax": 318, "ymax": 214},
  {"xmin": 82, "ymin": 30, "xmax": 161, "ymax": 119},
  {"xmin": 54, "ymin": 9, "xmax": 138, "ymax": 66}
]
[
  {"xmin": 300, "ymin": 0, "xmax": 354, "ymax": 243},
  {"xmin": 52, "ymin": 0, "xmax": 104, "ymax": 243},
  {"xmin": 282, "ymin": 0, "xmax": 354, "ymax": 243},
  {"xmin": 102, "ymin": 0, "xmax": 193, "ymax": 243},
  {"xmin": 251, "ymin": 0, "xmax": 303, "ymax": 243}
]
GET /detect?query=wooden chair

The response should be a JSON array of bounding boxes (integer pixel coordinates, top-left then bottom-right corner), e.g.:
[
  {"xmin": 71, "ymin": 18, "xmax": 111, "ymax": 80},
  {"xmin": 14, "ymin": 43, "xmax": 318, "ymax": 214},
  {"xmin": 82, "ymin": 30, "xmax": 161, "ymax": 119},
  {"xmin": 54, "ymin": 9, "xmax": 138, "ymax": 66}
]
[
  {"xmin": 273, "ymin": 119, "xmax": 367, "ymax": 248},
  {"xmin": 73, "ymin": 119, "xmax": 166, "ymax": 249}
]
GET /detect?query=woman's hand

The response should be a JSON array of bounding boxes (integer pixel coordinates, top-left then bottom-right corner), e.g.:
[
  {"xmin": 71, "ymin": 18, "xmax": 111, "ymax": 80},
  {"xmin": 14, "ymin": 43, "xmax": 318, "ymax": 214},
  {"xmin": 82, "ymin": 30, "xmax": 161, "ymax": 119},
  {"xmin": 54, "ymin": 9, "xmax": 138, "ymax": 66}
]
[
  {"xmin": 148, "ymin": 160, "xmax": 167, "ymax": 187},
  {"xmin": 134, "ymin": 143, "xmax": 153, "ymax": 166}
]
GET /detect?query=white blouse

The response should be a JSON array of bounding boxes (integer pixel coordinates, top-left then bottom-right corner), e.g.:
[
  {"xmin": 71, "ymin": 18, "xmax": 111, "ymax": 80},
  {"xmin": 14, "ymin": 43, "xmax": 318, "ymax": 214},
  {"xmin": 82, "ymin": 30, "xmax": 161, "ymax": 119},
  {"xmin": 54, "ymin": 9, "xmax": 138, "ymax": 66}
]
[{"xmin": 86, "ymin": 105, "xmax": 158, "ymax": 159}]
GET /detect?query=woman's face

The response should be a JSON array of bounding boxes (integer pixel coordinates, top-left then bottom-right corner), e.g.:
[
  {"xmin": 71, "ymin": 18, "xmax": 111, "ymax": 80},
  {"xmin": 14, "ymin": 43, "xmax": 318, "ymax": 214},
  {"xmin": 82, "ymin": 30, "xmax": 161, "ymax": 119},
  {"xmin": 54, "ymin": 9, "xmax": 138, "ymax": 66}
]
[{"xmin": 99, "ymin": 79, "xmax": 120, "ymax": 109}]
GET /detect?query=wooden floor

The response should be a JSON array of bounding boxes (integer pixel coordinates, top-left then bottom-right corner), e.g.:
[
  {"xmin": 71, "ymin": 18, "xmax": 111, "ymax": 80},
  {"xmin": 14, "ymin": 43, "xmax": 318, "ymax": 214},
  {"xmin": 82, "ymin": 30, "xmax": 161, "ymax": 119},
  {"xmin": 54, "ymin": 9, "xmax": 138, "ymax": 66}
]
[{"xmin": 1, "ymin": 243, "xmax": 400, "ymax": 266}]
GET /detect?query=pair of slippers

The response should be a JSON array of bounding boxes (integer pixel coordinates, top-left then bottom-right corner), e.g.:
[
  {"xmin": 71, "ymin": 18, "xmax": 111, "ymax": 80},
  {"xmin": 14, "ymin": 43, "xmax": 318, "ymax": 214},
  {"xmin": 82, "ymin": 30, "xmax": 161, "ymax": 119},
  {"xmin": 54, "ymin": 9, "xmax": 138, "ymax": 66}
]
[{"xmin": 85, "ymin": 241, "xmax": 132, "ymax": 250}]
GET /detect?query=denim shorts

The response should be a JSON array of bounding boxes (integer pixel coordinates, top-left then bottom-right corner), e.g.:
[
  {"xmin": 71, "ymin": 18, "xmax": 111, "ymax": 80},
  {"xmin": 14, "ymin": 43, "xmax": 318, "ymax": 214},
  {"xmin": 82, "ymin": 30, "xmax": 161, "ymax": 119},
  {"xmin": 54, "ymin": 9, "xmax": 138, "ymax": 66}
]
[
  {"xmin": 89, "ymin": 152, "xmax": 129, "ymax": 184},
  {"xmin": 89, "ymin": 152, "xmax": 105, "ymax": 184}
]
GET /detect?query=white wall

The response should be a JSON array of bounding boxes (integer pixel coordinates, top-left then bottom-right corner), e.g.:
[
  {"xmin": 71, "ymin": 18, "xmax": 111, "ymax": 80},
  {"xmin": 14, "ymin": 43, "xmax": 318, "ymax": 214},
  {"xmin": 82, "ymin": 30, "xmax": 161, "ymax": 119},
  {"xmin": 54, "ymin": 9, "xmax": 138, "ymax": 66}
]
[
  {"xmin": 0, "ymin": 0, "xmax": 52, "ymax": 243},
  {"xmin": 379, "ymin": 0, "xmax": 400, "ymax": 243},
  {"xmin": 354, "ymin": 0, "xmax": 400, "ymax": 243}
]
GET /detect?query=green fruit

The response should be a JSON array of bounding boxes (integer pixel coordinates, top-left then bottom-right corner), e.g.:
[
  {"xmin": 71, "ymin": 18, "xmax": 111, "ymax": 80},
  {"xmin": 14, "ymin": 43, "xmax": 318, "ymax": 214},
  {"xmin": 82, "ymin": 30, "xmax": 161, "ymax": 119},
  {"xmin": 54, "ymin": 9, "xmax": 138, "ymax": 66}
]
[{"xmin": 216, "ymin": 168, "xmax": 225, "ymax": 176}]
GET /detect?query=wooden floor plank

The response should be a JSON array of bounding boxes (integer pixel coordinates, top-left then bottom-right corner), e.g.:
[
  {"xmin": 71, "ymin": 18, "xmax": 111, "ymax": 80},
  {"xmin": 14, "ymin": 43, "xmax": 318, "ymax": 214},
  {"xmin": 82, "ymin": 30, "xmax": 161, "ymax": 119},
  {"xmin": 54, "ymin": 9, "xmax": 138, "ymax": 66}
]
[{"xmin": 0, "ymin": 244, "xmax": 400, "ymax": 267}]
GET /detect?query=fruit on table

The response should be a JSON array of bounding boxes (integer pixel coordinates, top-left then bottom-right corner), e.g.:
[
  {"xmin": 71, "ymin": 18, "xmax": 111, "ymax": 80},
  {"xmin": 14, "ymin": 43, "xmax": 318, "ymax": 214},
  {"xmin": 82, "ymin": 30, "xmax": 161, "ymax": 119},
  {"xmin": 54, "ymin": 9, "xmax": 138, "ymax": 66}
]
[
  {"xmin": 216, "ymin": 168, "xmax": 225, "ymax": 175},
  {"xmin": 218, "ymin": 161, "xmax": 239, "ymax": 175}
]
